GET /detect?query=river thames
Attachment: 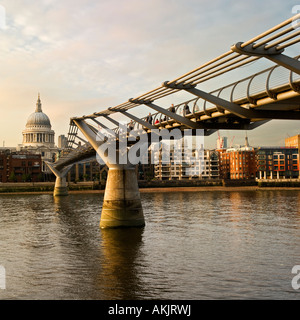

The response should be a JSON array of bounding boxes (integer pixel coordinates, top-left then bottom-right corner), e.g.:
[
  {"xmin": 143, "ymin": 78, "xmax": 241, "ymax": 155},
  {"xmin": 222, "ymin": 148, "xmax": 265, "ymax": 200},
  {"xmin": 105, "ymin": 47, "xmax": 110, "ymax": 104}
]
[{"xmin": 0, "ymin": 189, "xmax": 299, "ymax": 300}]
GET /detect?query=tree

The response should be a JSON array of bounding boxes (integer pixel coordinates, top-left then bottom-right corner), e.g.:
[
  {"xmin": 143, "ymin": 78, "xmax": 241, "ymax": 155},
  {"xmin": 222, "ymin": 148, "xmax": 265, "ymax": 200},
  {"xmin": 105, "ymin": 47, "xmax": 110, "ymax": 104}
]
[
  {"xmin": 37, "ymin": 173, "xmax": 43, "ymax": 182},
  {"xmin": 21, "ymin": 173, "xmax": 31, "ymax": 182},
  {"xmin": 21, "ymin": 173, "xmax": 27, "ymax": 182},
  {"xmin": 8, "ymin": 171, "xmax": 16, "ymax": 182}
]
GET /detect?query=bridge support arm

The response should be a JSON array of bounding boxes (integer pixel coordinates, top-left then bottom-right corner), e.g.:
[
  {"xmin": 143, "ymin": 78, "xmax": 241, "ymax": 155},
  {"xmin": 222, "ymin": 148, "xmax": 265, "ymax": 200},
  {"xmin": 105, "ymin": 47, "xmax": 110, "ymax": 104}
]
[
  {"xmin": 72, "ymin": 119, "xmax": 145, "ymax": 229},
  {"xmin": 117, "ymin": 109, "xmax": 157, "ymax": 130},
  {"xmin": 90, "ymin": 117, "xmax": 109, "ymax": 129},
  {"xmin": 231, "ymin": 42, "xmax": 300, "ymax": 75},
  {"xmin": 129, "ymin": 98, "xmax": 202, "ymax": 129},
  {"xmin": 73, "ymin": 119, "xmax": 105, "ymax": 152},
  {"xmin": 102, "ymin": 114, "xmax": 130, "ymax": 133},
  {"xmin": 45, "ymin": 162, "xmax": 73, "ymax": 196},
  {"xmin": 163, "ymin": 82, "xmax": 300, "ymax": 120},
  {"xmin": 163, "ymin": 81, "xmax": 255, "ymax": 118}
]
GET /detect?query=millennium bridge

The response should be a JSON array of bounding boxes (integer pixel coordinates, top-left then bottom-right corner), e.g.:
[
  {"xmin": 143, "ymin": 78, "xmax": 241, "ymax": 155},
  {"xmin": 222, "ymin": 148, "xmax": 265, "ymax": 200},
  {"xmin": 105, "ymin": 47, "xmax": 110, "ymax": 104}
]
[{"xmin": 47, "ymin": 14, "xmax": 300, "ymax": 228}]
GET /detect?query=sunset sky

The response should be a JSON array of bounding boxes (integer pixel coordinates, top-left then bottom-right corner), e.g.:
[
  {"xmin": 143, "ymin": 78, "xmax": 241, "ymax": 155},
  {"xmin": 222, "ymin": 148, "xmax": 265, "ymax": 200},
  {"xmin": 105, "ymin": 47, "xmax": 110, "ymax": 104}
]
[{"xmin": 0, "ymin": 0, "xmax": 300, "ymax": 149}]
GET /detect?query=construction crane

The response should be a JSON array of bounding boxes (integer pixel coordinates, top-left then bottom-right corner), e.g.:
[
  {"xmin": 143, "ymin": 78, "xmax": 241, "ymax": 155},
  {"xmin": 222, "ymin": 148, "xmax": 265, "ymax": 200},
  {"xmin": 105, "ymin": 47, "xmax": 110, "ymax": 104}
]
[
  {"xmin": 217, "ymin": 131, "xmax": 223, "ymax": 149},
  {"xmin": 229, "ymin": 136, "xmax": 235, "ymax": 148}
]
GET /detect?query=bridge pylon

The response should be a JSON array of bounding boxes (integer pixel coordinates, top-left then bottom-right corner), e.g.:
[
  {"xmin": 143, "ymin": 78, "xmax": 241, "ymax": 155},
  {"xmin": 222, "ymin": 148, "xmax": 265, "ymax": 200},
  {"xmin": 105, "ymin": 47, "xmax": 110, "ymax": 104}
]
[
  {"xmin": 73, "ymin": 119, "xmax": 145, "ymax": 229},
  {"xmin": 45, "ymin": 162, "xmax": 73, "ymax": 196}
]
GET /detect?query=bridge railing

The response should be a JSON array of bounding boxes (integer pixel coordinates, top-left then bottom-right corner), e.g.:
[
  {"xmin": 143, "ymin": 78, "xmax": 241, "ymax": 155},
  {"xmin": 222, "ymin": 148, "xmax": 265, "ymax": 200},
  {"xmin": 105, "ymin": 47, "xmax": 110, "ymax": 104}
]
[{"xmin": 127, "ymin": 56, "xmax": 300, "ymax": 131}]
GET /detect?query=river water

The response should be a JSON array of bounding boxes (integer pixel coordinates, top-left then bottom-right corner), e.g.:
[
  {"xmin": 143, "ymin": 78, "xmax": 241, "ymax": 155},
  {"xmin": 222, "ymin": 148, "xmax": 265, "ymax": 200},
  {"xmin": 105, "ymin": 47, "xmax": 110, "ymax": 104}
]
[{"xmin": 0, "ymin": 189, "xmax": 300, "ymax": 300}]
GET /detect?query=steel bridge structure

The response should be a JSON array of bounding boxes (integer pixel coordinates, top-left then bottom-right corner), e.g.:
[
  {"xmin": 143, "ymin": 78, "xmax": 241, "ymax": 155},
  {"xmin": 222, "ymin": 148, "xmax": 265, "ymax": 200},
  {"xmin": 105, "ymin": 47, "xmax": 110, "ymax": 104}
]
[{"xmin": 48, "ymin": 14, "xmax": 300, "ymax": 228}]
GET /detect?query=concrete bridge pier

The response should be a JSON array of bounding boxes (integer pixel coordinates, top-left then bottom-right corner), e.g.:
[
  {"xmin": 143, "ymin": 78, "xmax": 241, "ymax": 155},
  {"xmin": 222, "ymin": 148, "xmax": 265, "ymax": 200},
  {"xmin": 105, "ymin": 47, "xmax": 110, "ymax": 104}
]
[
  {"xmin": 73, "ymin": 119, "xmax": 145, "ymax": 229},
  {"xmin": 100, "ymin": 164, "xmax": 145, "ymax": 229},
  {"xmin": 45, "ymin": 162, "xmax": 73, "ymax": 196}
]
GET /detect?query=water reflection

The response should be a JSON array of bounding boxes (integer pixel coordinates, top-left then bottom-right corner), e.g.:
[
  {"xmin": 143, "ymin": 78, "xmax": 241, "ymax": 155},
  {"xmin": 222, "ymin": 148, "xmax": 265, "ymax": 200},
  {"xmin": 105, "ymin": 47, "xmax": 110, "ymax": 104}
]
[
  {"xmin": 53, "ymin": 195, "xmax": 71, "ymax": 214},
  {"xmin": 53, "ymin": 195, "xmax": 145, "ymax": 299},
  {"xmin": 99, "ymin": 228, "xmax": 144, "ymax": 299},
  {"xmin": 1, "ymin": 190, "xmax": 300, "ymax": 299}
]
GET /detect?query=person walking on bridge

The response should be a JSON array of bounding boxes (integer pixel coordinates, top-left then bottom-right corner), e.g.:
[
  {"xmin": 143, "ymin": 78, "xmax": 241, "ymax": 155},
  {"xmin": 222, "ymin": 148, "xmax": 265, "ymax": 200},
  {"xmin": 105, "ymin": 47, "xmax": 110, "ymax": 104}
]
[
  {"xmin": 146, "ymin": 112, "xmax": 153, "ymax": 124},
  {"xmin": 129, "ymin": 120, "xmax": 134, "ymax": 131},
  {"xmin": 169, "ymin": 103, "xmax": 175, "ymax": 113}
]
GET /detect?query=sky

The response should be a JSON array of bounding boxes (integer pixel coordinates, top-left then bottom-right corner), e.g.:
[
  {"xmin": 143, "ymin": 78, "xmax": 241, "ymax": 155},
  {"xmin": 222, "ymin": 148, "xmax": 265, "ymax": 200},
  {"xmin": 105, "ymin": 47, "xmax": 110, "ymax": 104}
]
[{"xmin": 0, "ymin": 0, "xmax": 300, "ymax": 149}]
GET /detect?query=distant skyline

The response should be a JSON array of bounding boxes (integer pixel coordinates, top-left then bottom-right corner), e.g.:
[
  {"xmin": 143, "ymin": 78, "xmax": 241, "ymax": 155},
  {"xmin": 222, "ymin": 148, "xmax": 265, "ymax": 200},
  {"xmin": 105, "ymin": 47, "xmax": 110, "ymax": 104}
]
[{"xmin": 0, "ymin": 0, "xmax": 300, "ymax": 149}]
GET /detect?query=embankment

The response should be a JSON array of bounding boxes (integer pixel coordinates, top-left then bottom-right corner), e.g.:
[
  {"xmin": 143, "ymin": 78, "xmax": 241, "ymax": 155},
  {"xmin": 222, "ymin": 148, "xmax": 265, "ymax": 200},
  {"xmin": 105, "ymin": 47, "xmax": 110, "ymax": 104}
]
[{"xmin": 1, "ymin": 179, "xmax": 300, "ymax": 194}]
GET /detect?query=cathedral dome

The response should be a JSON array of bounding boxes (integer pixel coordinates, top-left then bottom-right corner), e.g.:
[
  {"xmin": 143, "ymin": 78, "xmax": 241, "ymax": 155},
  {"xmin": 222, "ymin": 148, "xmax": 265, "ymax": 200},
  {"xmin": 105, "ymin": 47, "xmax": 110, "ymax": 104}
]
[
  {"xmin": 26, "ymin": 94, "xmax": 51, "ymax": 128},
  {"xmin": 26, "ymin": 111, "xmax": 51, "ymax": 127},
  {"xmin": 22, "ymin": 94, "xmax": 55, "ymax": 148}
]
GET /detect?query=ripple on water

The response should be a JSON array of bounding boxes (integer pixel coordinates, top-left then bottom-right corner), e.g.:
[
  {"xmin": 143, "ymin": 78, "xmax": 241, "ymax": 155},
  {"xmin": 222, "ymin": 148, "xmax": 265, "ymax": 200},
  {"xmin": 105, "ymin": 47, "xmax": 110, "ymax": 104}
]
[{"xmin": 0, "ymin": 190, "xmax": 300, "ymax": 299}]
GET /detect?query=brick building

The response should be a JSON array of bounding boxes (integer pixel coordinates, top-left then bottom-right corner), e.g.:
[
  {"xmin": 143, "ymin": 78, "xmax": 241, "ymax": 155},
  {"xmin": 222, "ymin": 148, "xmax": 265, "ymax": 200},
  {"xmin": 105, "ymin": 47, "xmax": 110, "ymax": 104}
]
[
  {"xmin": 285, "ymin": 134, "xmax": 300, "ymax": 149},
  {"xmin": 0, "ymin": 152, "xmax": 42, "ymax": 182},
  {"xmin": 218, "ymin": 136, "xmax": 256, "ymax": 180},
  {"xmin": 0, "ymin": 153, "xmax": 8, "ymax": 183},
  {"xmin": 218, "ymin": 148, "xmax": 256, "ymax": 180}
]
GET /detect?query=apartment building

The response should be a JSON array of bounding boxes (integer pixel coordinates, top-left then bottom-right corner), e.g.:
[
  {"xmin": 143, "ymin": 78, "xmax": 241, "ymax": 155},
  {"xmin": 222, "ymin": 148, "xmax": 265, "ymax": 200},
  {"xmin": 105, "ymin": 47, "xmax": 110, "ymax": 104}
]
[
  {"xmin": 256, "ymin": 147, "xmax": 299, "ymax": 179},
  {"xmin": 154, "ymin": 143, "xmax": 219, "ymax": 180}
]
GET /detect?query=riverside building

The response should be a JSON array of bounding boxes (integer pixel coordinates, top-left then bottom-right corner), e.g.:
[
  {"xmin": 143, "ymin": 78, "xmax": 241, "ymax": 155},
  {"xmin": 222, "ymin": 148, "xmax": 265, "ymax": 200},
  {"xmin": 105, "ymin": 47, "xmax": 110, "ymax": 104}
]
[
  {"xmin": 0, "ymin": 151, "xmax": 42, "ymax": 182},
  {"xmin": 153, "ymin": 140, "xmax": 219, "ymax": 180},
  {"xmin": 256, "ymin": 147, "xmax": 299, "ymax": 179},
  {"xmin": 218, "ymin": 136, "xmax": 256, "ymax": 180}
]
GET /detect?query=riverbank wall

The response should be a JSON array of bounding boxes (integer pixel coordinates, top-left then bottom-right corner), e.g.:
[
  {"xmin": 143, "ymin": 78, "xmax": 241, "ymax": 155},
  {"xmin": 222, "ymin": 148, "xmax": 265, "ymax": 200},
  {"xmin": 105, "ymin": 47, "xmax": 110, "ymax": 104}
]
[
  {"xmin": 257, "ymin": 178, "xmax": 300, "ymax": 187},
  {"xmin": 0, "ymin": 181, "xmax": 102, "ymax": 193},
  {"xmin": 1, "ymin": 178, "xmax": 300, "ymax": 194}
]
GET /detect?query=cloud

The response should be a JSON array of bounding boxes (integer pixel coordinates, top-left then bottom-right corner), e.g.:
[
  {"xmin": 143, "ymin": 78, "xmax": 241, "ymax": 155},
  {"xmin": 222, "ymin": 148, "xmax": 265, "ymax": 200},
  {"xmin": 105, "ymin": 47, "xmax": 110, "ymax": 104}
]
[{"xmin": 0, "ymin": 0, "xmax": 299, "ymax": 147}]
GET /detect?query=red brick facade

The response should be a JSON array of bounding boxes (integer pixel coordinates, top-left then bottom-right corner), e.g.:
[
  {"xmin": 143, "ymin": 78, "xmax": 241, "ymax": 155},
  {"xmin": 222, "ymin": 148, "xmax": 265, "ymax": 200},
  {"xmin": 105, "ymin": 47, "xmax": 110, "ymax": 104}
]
[
  {"xmin": 218, "ymin": 149, "xmax": 256, "ymax": 180},
  {"xmin": 0, "ymin": 152, "xmax": 42, "ymax": 182}
]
